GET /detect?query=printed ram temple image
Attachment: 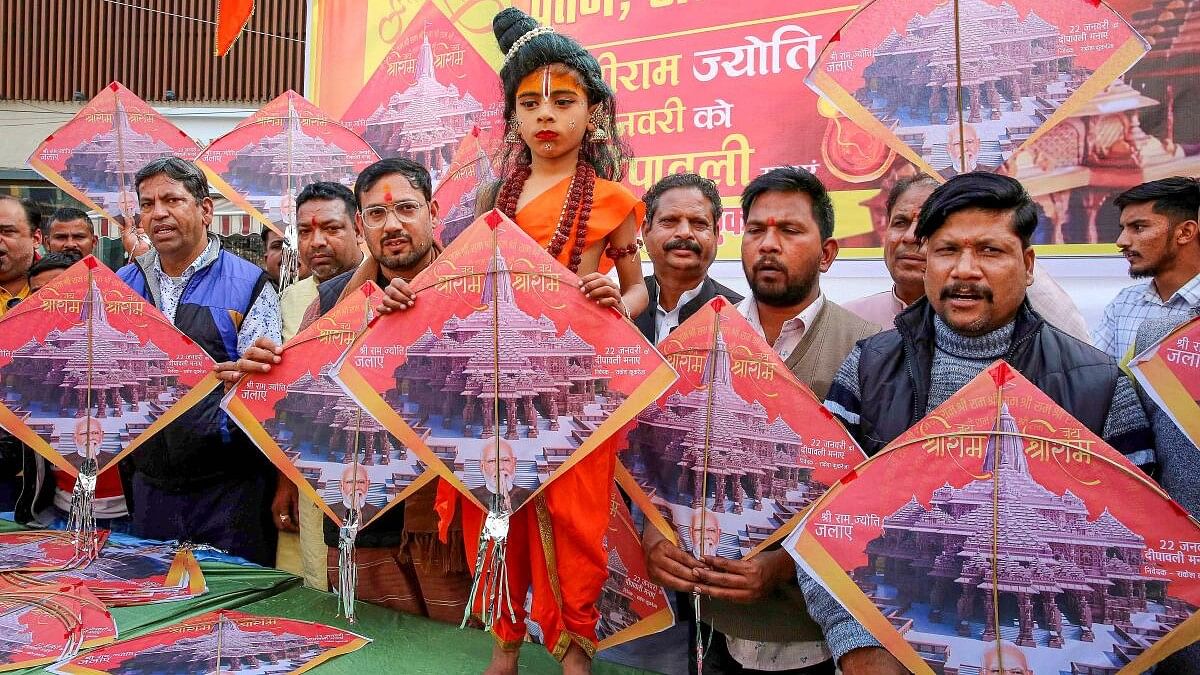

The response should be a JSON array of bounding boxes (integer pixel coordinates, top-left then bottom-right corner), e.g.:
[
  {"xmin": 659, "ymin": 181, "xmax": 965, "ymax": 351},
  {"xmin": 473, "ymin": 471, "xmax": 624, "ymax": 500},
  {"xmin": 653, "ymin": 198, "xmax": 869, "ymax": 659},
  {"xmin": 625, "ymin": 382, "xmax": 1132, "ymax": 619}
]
[
  {"xmin": 855, "ymin": 0, "xmax": 1087, "ymax": 175},
  {"xmin": 0, "ymin": 282, "xmax": 185, "ymax": 469},
  {"xmin": 265, "ymin": 365, "xmax": 424, "ymax": 523},
  {"xmin": 853, "ymin": 405, "xmax": 1192, "ymax": 674},
  {"xmin": 106, "ymin": 616, "xmax": 322, "ymax": 674},
  {"xmin": 624, "ymin": 334, "xmax": 832, "ymax": 560},
  {"xmin": 356, "ymin": 32, "xmax": 484, "ymax": 183},
  {"xmin": 385, "ymin": 249, "xmax": 626, "ymax": 510},
  {"xmin": 61, "ymin": 100, "xmax": 169, "ymax": 217}
]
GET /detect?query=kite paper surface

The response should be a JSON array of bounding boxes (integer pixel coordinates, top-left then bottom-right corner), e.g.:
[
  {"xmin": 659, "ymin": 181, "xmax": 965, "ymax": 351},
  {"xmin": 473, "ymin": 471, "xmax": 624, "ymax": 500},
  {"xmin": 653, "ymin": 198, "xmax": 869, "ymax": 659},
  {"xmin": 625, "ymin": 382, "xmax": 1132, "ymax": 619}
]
[
  {"xmin": 432, "ymin": 127, "xmax": 500, "ymax": 248},
  {"xmin": 619, "ymin": 298, "xmax": 865, "ymax": 560},
  {"xmin": 339, "ymin": 1, "xmax": 503, "ymax": 188},
  {"xmin": 0, "ymin": 257, "xmax": 220, "ymax": 478},
  {"xmin": 0, "ymin": 584, "xmax": 115, "ymax": 672},
  {"xmin": 223, "ymin": 283, "xmax": 432, "ymax": 529},
  {"xmin": 807, "ymin": 0, "xmax": 1150, "ymax": 179},
  {"xmin": 333, "ymin": 211, "xmax": 676, "ymax": 514},
  {"xmin": 524, "ymin": 484, "xmax": 674, "ymax": 651},
  {"xmin": 27, "ymin": 81, "xmax": 201, "ymax": 222},
  {"xmin": 50, "ymin": 610, "xmax": 369, "ymax": 675},
  {"xmin": 0, "ymin": 530, "xmax": 109, "ymax": 573},
  {"xmin": 196, "ymin": 90, "xmax": 380, "ymax": 236},
  {"xmin": 788, "ymin": 361, "xmax": 1198, "ymax": 675},
  {"xmin": 595, "ymin": 486, "xmax": 674, "ymax": 650},
  {"xmin": 1129, "ymin": 314, "xmax": 1200, "ymax": 450},
  {"xmin": 3, "ymin": 539, "xmax": 207, "ymax": 606}
]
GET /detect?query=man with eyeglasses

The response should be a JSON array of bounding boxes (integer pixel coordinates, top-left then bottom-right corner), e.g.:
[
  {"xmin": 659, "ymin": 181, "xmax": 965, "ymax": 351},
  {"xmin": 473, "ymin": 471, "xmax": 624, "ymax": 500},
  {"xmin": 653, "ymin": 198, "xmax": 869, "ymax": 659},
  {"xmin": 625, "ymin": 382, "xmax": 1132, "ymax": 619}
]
[
  {"xmin": 222, "ymin": 158, "xmax": 473, "ymax": 623},
  {"xmin": 117, "ymin": 157, "xmax": 282, "ymax": 566}
]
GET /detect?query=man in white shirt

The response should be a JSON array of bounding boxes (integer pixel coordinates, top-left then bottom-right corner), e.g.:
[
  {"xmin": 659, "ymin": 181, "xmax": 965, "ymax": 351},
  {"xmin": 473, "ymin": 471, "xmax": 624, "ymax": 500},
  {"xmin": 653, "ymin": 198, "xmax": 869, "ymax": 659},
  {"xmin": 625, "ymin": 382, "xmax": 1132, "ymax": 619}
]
[
  {"xmin": 1094, "ymin": 177, "xmax": 1200, "ymax": 359},
  {"xmin": 635, "ymin": 173, "xmax": 742, "ymax": 345}
]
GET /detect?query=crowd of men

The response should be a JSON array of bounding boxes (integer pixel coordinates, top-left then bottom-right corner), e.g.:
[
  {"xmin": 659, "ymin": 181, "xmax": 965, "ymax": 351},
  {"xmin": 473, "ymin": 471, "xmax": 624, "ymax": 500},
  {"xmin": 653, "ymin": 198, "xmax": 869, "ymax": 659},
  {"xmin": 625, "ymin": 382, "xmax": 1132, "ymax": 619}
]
[{"xmin": 0, "ymin": 158, "xmax": 1198, "ymax": 674}]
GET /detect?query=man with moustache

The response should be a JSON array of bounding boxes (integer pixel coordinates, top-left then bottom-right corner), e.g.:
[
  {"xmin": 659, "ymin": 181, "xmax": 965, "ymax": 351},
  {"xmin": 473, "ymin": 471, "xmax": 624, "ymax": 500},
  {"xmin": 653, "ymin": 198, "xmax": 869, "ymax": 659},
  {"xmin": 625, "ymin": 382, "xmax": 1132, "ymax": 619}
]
[
  {"xmin": 338, "ymin": 464, "xmax": 379, "ymax": 521},
  {"xmin": 644, "ymin": 167, "xmax": 879, "ymax": 675},
  {"xmin": 845, "ymin": 175, "xmax": 1089, "ymax": 341},
  {"xmin": 0, "ymin": 196, "xmax": 43, "ymax": 315},
  {"xmin": 815, "ymin": 172, "xmax": 1156, "ymax": 674},
  {"xmin": 44, "ymin": 207, "xmax": 97, "ymax": 259},
  {"xmin": 636, "ymin": 173, "xmax": 742, "ymax": 344},
  {"xmin": 1094, "ymin": 177, "xmax": 1200, "ymax": 359},
  {"xmin": 226, "ymin": 158, "xmax": 473, "ymax": 623},
  {"xmin": 272, "ymin": 181, "xmax": 366, "ymax": 591},
  {"xmin": 469, "ymin": 437, "xmax": 534, "ymax": 511},
  {"xmin": 118, "ymin": 157, "xmax": 282, "ymax": 565}
]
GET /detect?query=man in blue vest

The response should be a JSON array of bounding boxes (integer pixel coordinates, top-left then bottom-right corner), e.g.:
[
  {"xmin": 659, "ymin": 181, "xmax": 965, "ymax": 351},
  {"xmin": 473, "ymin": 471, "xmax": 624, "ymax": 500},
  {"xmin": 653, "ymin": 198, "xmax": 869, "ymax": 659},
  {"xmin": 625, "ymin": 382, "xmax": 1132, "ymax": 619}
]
[{"xmin": 118, "ymin": 157, "xmax": 282, "ymax": 564}]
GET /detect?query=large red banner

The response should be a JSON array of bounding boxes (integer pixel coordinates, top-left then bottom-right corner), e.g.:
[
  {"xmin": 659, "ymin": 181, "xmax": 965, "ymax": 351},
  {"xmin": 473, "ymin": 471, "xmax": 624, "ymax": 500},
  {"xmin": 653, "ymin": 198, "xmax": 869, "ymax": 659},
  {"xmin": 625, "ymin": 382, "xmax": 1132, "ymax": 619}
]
[{"xmin": 307, "ymin": 0, "xmax": 1200, "ymax": 258}]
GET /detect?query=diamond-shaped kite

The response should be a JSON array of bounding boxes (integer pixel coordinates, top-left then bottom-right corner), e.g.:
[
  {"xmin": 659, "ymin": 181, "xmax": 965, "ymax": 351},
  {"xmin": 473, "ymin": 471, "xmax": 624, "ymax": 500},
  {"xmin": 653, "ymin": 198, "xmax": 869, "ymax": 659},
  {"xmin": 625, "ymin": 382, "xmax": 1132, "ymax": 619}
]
[
  {"xmin": 787, "ymin": 361, "xmax": 1197, "ymax": 675},
  {"xmin": 807, "ymin": 0, "xmax": 1151, "ymax": 179},
  {"xmin": 28, "ymin": 81, "xmax": 201, "ymax": 222}
]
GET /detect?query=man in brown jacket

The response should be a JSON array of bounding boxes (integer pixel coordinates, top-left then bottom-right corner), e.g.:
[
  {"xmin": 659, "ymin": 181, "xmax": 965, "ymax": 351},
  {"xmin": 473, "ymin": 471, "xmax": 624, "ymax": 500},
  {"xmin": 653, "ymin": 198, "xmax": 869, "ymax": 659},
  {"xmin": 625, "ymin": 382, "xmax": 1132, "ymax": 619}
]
[{"xmin": 643, "ymin": 167, "xmax": 879, "ymax": 674}]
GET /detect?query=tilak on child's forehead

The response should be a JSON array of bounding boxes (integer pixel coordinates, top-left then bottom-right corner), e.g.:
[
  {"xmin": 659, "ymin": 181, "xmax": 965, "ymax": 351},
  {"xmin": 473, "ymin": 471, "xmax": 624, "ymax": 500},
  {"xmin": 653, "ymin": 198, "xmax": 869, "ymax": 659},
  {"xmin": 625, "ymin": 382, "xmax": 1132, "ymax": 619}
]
[{"xmin": 541, "ymin": 65, "xmax": 551, "ymax": 102}]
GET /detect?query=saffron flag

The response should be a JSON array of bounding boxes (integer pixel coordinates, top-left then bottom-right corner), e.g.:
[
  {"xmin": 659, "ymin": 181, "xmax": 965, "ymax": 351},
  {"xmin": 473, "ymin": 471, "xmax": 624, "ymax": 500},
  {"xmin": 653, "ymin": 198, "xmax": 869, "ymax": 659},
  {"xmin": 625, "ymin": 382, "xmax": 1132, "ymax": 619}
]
[
  {"xmin": 27, "ymin": 81, "xmax": 201, "ymax": 222},
  {"xmin": 807, "ymin": 0, "xmax": 1151, "ymax": 180},
  {"xmin": 222, "ymin": 283, "xmax": 433, "ymax": 531},
  {"xmin": 619, "ymin": 297, "xmax": 866, "ymax": 561},
  {"xmin": 332, "ymin": 210, "xmax": 676, "ymax": 515},
  {"xmin": 195, "ymin": 90, "xmax": 380, "ymax": 238},
  {"xmin": 1129, "ymin": 314, "xmax": 1200, "ymax": 449},
  {"xmin": 215, "ymin": 0, "xmax": 254, "ymax": 56},
  {"xmin": 50, "ymin": 610, "xmax": 369, "ymax": 674},
  {"xmin": 0, "ymin": 257, "xmax": 220, "ymax": 481},
  {"xmin": 787, "ymin": 361, "xmax": 1198, "ymax": 674}
]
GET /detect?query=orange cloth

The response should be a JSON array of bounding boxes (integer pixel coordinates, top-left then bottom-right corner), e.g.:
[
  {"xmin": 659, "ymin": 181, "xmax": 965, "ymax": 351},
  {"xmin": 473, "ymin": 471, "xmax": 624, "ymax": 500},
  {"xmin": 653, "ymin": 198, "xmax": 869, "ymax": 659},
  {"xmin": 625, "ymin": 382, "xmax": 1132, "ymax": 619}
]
[
  {"xmin": 443, "ymin": 440, "xmax": 619, "ymax": 659},
  {"xmin": 434, "ymin": 173, "xmax": 643, "ymax": 658},
  {"xmin": 514, "ymin": 176, "xmax": 644, "ymax": 274}
]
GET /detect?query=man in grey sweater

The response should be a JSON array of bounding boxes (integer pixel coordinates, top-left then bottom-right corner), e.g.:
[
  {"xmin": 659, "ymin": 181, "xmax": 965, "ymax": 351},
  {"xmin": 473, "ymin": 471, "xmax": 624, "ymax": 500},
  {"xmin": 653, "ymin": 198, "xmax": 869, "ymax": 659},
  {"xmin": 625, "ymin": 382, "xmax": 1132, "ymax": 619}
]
[
  {"xmin": 814, "ymin": 173, "xmax": 1157, "ymax": 672},
  {"xmin": 1134, "ymin": 310, "xmax": 1200, "ymax": 674}
]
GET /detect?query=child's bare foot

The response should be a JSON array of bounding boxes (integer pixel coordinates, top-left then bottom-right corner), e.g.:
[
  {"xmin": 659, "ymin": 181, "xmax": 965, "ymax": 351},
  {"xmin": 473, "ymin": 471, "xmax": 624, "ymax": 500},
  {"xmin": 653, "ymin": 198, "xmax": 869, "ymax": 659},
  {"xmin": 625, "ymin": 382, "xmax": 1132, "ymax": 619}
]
[
  {"xmin": 483, "ymin": 643, "xmax": 520, "ymax": 675},
  {"xmin": 560, "ymin": 643, "xmax": 591, "ymax": 675}
]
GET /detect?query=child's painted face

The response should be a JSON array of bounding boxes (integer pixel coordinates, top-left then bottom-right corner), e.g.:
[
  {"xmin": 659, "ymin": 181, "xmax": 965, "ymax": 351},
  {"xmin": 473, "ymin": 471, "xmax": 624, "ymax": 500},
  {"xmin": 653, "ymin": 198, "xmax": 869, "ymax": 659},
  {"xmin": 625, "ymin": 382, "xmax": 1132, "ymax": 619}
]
[{"xmin": 514, "ymin": 64, "xmax": 594, "ymax": 161}]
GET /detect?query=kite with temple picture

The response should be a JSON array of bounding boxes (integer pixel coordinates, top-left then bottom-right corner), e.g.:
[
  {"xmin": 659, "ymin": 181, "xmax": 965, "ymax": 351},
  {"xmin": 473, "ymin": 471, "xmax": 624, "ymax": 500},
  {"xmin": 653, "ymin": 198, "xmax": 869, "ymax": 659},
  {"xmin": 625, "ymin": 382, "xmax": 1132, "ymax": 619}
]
[
  {"xmin": 616, "ymin": 296, "xmax": 865, "ymax": 667},
  {"xmin": 2, "ymin": 538, "xmax": 207, "ymax": 607},
  {"xmin": 806, "ymin": 0, "xmax": 1151, "ymax": 181},
  {"xmin": 195, "ymin": 90, "xmax": 379, "ymax": 289},
  {"xmin": 331, "ymin": 210, "xmax": 676, "ymax": 651},
  {"xmin": 787, "ymin": 360, "xmax": 1200, "ymax": 675},
  {"xmin": 0, "ymin": 582, "xmax": 116, "ymax": 672},
  {"xmin": 49, "ymin": 609, "xmax": 369, "ymax": 675},
  {"xmin": 222, "ymin": 282, "xmax": 431, "ymax": 621},
  {"xmin": 0, "ymin": 257, "xmax": 221, "ymax": 552},
  {"xmin": 27, "ymin": 81, "xmax": 201, "ymax": 229}
]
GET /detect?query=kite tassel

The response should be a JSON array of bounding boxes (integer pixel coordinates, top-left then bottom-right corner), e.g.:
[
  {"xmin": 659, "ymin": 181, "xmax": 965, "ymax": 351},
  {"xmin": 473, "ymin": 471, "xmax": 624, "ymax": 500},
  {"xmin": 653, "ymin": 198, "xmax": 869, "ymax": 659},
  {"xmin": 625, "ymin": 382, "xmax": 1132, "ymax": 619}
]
[
  {"xmin": 463, "ymin": 507, "xmax": 514, "ymax": 631},
  {"xmin": 337, "ymin": 514, "xmax": 360, "ymax": 623},
  {"xmin": 67, "ymin": 457, "xmax": 99, "ymax": 561},
  {"xmin": 693, "ymin": 592, "xmax": 711, "ymax": 673},
  {"xmin": 278, "ymin": 222, "xmax": 301, "ymax": 290}
]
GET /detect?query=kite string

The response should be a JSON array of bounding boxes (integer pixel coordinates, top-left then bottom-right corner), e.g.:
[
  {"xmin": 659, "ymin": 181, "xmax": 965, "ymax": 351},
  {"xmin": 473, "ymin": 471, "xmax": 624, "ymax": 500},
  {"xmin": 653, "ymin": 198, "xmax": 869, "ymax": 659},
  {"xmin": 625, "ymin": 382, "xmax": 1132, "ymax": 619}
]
[
  {"xmin": 952, "ymin": 0, "xmax": 967, "ymax": 171},
  {"xmin": 990, "ymin": 384, "xmax": 1003, "ymax": 672},
  {"xmin": 693, "ymin": 310, "xmax": 722, "ymax": 672}
]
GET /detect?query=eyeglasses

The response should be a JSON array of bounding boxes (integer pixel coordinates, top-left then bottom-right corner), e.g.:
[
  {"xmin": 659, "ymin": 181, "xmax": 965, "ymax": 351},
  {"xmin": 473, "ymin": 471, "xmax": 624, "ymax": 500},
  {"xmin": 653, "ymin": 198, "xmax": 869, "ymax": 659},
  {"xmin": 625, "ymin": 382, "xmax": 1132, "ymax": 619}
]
[{"xmin": 359, "ymin": 201, "xmax": 426, "ymax": 229}]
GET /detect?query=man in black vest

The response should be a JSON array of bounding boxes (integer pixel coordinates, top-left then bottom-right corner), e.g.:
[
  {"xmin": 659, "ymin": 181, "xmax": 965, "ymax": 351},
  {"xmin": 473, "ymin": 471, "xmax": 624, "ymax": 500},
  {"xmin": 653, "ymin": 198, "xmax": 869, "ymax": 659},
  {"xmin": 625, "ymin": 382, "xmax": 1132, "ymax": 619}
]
[
  {"xmin": 811, "ymin": 172, "xmax": 1157, "ymax": 673},
  {"xmin": 636, "ymin": 173, "xmax": 742, "ymax": 344}
]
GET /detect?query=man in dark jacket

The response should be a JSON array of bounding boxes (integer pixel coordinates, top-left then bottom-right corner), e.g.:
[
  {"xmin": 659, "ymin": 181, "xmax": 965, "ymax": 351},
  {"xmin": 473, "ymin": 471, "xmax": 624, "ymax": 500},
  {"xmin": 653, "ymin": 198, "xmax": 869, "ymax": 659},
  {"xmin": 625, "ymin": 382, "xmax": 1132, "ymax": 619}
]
[
  {"xmin": 636, "ymin": 173, "xmax": 742, "ymax": 344},
  {"xmin": 811, "ymin": 172, "xmax": 1157, "ymax": 673}
]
